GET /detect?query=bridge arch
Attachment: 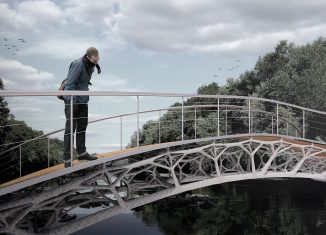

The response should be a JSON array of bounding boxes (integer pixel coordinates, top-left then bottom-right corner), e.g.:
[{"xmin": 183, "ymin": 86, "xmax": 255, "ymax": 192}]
[{"xmin": 1, "ymin": 134, "xmax": 326, "ymax": 234}]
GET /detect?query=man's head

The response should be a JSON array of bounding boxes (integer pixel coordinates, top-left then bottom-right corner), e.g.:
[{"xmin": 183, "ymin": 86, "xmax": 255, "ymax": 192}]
[{"xmin": 86, "ymin": 47, "xmax": 99, "ymax": 65}]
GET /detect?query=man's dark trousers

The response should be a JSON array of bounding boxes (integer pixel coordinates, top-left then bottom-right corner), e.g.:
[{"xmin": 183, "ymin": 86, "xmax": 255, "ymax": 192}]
[{"xmin": 63, "ymin": 101, "xmax": 88, "ymax": 162}]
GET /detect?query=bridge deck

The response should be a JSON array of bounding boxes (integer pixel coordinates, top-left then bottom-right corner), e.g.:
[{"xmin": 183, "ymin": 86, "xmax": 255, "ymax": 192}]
[
  {"xmin": 251, "ymin": 136, "xmax": 326, "ymax": 150},
  {"xmin": 1, "ymin": 136, "xmax": 326, "ymax": 191},
  {"xmin": 0, "ymin": 148, "xmax": 135, "ymax": 190}
]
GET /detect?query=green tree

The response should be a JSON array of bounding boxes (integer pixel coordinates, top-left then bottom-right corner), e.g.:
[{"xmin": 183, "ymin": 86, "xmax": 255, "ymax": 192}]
[
  {"xmin": 129, "ymin": 38, "xmax": 326, "ymax": 146},
  {"xmin": 257, "ymin": 38, "xmax": 326, "ymax": 110},
  {"xmin": 0, "ymin": 78, "xmax": 11, "ymax": 150},
  {"xmin": 0, "ymin": 79, "xmax": 64, "ymax": 183}
]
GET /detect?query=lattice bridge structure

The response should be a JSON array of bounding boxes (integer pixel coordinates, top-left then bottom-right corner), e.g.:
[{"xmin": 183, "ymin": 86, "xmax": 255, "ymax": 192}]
[{"xmin": 0, "ymin": 91, "xmax": 326, "ymax": 235}]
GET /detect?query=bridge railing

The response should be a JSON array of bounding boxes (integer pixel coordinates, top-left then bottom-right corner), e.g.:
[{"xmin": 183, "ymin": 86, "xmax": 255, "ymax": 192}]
[{"xmin": 0, "ymin": 91, "xmax": 326, "ymax": 184}]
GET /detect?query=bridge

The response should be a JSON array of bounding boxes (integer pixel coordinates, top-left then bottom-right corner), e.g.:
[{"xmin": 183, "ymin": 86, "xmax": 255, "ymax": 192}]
[{"xmin": 0, "ymin": 91, "xmax": 326, "ymax": 235}]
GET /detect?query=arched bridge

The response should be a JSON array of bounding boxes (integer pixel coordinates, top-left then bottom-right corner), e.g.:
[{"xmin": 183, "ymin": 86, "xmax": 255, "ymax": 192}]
[{"xmin": 0, "ymin": 91, "xmax": 326, "ymax": 235}]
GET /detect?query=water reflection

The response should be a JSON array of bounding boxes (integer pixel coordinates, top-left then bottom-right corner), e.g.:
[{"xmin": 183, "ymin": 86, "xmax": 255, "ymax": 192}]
[
  {"xmin": 73, "ymin": 212, "xmax": 163, "ymax": 235},
  {"xmin": 75, "ymin": 179, "xmax": 326, "ymax": 235}
]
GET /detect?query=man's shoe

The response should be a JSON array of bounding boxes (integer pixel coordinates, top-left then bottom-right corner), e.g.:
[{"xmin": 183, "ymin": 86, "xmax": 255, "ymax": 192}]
[
  {"xmin": 59, "ymin": 213, "xmax": 77, "ymax": 222},
  {"xmin": 77, "ymin": 152, "xmax": 97, "ymax": 161},
  {"xmin": 64, "ymin": 161, "xmax": 71, "ymax": 168}
]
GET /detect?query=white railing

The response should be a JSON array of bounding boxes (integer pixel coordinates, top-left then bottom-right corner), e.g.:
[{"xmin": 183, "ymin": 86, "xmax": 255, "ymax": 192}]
[{"xmin": 1, "ymin": 90, "xmax": 326, "ymax": 183}]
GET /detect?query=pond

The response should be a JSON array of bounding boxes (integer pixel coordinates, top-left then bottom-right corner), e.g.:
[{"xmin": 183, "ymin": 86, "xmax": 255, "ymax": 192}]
[{"xmin": 74, "ymin": 178, "xmax": 326, "ymax": 235}]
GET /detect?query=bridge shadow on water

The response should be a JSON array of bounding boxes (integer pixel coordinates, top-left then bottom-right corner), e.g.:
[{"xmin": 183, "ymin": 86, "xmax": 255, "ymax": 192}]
[{"xmin": 74, "ymin": 178, "xmax": 326, "ymax": 235}]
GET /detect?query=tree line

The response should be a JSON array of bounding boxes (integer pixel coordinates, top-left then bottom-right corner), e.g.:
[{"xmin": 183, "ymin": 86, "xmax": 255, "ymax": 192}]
[
  {"xmin": 129, "ymin": 38, "xmax": 326, "ymax": 147},
  {"xmin": 0, "ymin": 79, "xmax": 64, "ymax": 183}
]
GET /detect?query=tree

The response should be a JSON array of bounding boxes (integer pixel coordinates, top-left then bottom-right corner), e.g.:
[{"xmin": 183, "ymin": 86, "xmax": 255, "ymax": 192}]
[
  {"xmin": 129, "ymin": 38, "xmax": 326, "ymax": 146},
  {"xmin": 0, "ymin": 79, "xmax": 65, "ymax": 183},
  {"xmin": 0, "ymin": 78, "xmax": 11, "ymax": 150},
  {"xmin": 257, "ymin": 38, "xmax": 326, "ymax": 110},
  {"xmin": 256, "ymin": 38, "xmax": 326, "ymax": 140}
]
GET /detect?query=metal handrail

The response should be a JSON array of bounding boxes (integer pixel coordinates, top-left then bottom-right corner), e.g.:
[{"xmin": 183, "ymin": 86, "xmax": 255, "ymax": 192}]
[
  {"xmin": 0, "ymin": 104, "xmax": 301, "ymax": 157},
  {"xmin": 1, "ymin": 90, "xmax": 326, "ymax": 115},
  {"xmin": 1, "ymin": 91, "xmax": 323, "ymax": 181}
]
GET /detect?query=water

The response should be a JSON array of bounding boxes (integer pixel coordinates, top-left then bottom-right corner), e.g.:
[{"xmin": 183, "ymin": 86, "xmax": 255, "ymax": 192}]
[
  {"xmin": 74, "ymin": 179, "xmax": 326, "ymax": 235},
  {"xmin": 73, "ymin": 213, "xmax": 163, "ymax": 235}
]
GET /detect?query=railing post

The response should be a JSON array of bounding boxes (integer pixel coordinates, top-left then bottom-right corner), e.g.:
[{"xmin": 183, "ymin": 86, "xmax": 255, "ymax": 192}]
[
  {"xmin": 182, "ymin": 96, "xmax": 184, "ymax": 141},
  {"xmin": 217, "ymin": 98, "xmax": 220, "ymax": 136},
  {"xmin": 303, "ymin": 109, "xmax": 305, "ymax": 139},
  {"xmin": 248, "ymin": 100, "xmax": 251, "ymax": 134},
  {"xmin": 286, "ymin": 122, "xmax": 289, "ymax": 136},
  {"xmin": 137, "ymin": 96, "xmax": 140, "ymax": 147},
  {"xmin": 70, "ymin": 96, "xmax": 74, "ymax": 167},
  {"xmin": 19, "ymin": 146, "xmax": 22, "ymax": 178},
  {"xmin": 225, "ymin": 107, "xmax": 228, "ymax": 135},
  {"xmin": 272, "ymin": 116, "xmax": 274, "ymax": 134},
  {"xmin": 158, "ymin": 111, "xmax": 161, "ymax": 144},
  {"xmin": 120, "ymin": 116, "xmax": 123, "ymax": 150},
  {"xmin": 47, "ymin": 137, "xmax": 50, "ymax": 168},
  {"xmin": 276, "ymin": 103, "xmax": 279, "ymax": 135},
  {"xmin": 194, "ymin": 107, "xmax": 197, "ymax": 139}
]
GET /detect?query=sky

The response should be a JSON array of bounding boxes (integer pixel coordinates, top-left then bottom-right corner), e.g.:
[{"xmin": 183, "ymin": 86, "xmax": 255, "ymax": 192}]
[{"xmin": 1, "ymin": 0, "xmax": 326, "ymax": 153}]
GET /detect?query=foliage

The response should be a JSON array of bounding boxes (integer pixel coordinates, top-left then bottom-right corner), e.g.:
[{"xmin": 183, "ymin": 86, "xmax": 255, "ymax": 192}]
[
  {"xmin": 0, "ymin": 79, "xmax": 64, "ymax": 183},
  {"xmin": 257, "ymin": 38, "xmax": 326, "ymax": 110},
  {"xmin": 0, "ymin": 79, "xmax": 11, "ymax": 149}
]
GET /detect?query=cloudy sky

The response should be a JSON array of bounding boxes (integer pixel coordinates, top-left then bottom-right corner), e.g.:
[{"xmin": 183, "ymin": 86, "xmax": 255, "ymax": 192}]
[
  {"xmin": 2, "ymin": 0, "xmax": 326, "ymax": 92},
  {"xmin": 1, "ymin": 0, "xmax": 325, "ymax": 152}
]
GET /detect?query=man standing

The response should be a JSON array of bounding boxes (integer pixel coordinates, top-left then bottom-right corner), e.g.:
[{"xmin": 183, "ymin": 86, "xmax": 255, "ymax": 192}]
[{"xmin": 63, "ymin": 47, "xmax": 101, "ymax": 168}]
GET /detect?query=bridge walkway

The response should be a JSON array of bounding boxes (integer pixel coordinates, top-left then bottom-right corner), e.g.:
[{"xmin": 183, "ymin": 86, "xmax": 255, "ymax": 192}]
[{"xmin": 1, "ymin": 135, "xmax": 326, "ymax": 190}]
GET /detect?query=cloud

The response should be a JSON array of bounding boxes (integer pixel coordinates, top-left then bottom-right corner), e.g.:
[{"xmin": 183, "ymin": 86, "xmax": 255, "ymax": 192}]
[
  {"xmin": 63, "ymin": 0, "xmax": 118, "ymax": 27},
  {"xmin": 115, "ymin": 0, "xmax": 326, "ymax": 55},
  {"xmin": 0, "ymin": 1, "xmax": 123, "ymax": 57},
  {"xmin": 7, "ymin": 97, "xmax": 58, "ymax": 112},
  {"xmin": 4, "ymin": 97, "xmax": 64, "ymax": 127},
  {"xmin": 0, "ymin": 1, "xmax": 65, "ymax": 32},
  {"xmin": 91, "ymin": 74, "xmax": 126, "ymax": 90},
  {"xmin": 25, "ymin": 38, "xmax": 100, "ymax": 59},
  {"xmin": 9, "ymin": 106, "xmax": 45, "ymax": 117},
  {"xmin": 0, "ymin": 3, "xmax": 30, "ymax": 31},
  {"xmin": 62, "ymin": 0, "xmax": 124, "ymax": 44},
  {"xmin": 91, "ymin": 73, "xmax": 143, "ymax": 92},
  {"xmin": 2, "ymin": 0, "xmax": 326, "ymax": 57},
  {"xmin": 0, "ymin": 58, "xmax": 55, "ymax": 90}
]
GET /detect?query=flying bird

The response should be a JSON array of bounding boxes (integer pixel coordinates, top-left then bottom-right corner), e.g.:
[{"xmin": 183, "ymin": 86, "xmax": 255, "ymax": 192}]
[
  {"xmin": 3, "ymin": 37, "xmax": 9, "ymax": 41},
  {"xmin": 19, "ymin": 38, "xmax": 26, "ymax": 43},
  {"xmin": 213, "ymin": 74, "xmax": 219, "ymax": 78}
]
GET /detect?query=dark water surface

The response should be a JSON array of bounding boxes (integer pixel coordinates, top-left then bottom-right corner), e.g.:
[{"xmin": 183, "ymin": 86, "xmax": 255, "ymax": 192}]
[{"xmin": 74, "ymin": 179, "xmax": 326, "ymax": 235}]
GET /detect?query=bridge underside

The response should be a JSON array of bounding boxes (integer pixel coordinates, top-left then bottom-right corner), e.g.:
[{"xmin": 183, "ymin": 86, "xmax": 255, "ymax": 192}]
[{"xmin": 1, "ymin": 135, "xmax": 326, "ymax": 235}]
